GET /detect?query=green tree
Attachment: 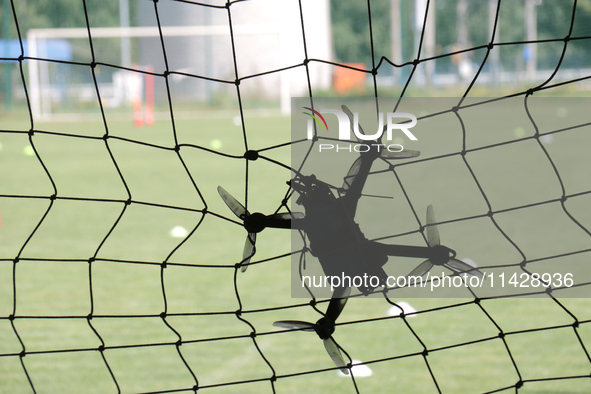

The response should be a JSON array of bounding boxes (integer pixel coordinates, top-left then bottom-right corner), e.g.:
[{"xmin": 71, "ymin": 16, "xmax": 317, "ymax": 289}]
[
  {"xmin": 331, "ymin": 0, "xmax": 391, "ymax": 68},
  {"xmin": 2, "ymin": 0, "xmax": 128, "ymax": 38}
]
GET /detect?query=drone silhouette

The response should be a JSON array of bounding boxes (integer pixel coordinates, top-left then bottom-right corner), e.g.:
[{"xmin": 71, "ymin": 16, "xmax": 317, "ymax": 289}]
[{"xmin": 218, "ymin": 104, "xmax": 483, "ymax": 373}]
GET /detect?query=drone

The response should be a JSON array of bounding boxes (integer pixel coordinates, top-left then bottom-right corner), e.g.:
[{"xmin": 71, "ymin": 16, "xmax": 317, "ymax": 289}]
[{"xmin": 218, "ymin": 105, "xmax": 483, "ymax": 374}]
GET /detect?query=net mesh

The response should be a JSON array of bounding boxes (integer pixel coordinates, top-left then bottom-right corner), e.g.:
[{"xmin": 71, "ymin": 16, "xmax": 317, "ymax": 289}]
[{"xmin": 2, "ymin": 0, "xmax": 591, "ymax": 393}]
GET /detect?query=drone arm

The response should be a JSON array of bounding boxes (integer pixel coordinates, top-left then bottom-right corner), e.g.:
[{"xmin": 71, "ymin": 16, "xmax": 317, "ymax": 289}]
[
  {"xmin": 262, "ymin": 217, "xmax": 305, "ymax": 230},
  {"xmin": 254, "ymin": 214, "xmax": 306, "ymax": 230},
  {"xmin": 263, "ymin": 216, "xmax": 292, "ymax": 229},
  {"xmin": 325, "ymin": 286, "xmax": 351, "ymax": 323},
  {"xmin": 290, "ymin": 218, "xmax": 306, "ymax": 230},
  {"xmin": 372, "ymin": 241, "xmax": 433, "ymax": 259}
]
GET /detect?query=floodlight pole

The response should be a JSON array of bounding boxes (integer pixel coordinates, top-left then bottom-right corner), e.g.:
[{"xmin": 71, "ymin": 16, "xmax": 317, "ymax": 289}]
[
  {"xmin": 119, "ymin": 0, "xmax": 131, "ymax": 67},
  {"xmin": 414, "ymin": 0, "xmax": 425, "ymax": 87},
  {"xmin": 488, "ymin": 0, "xmax": 500, "ymax": 87},
  {"xmin": 390, "ymin": 0, "xmax": 402, "ymax": 83},
  {"xmin": 424, "ymin": 0, "xmax": 435, "ymax": 87},
  {"xmin": 3, "ymin": 0, "xmax": 12, "ymax": 110},
  {"xmin": 456, "ymin": 0, "xmax": 468, "ymax": 50},
  {"xmin": 413, "ymin": 0, "xmax": 435, "ymax": 88},
  {"xmin": 525, "ymin": 0, "xmax": 538, "ymax": 82}
]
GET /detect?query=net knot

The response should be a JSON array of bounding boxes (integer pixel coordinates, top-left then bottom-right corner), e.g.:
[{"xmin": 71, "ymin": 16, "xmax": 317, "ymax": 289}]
[{"xmin": 244, "ymin": 150, "xmax": 259, "ymax": 161}]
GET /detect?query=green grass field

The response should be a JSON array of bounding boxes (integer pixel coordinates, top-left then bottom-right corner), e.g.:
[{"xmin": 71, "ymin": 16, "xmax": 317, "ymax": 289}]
[{"xmin": 2, "ymin": 101, "xmax": 591, "ymax": 393}]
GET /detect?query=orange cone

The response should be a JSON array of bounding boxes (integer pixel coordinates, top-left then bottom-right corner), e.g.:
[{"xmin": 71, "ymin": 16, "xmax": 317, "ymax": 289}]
[
  {"xmin": 144, "ymin": 66, "xmax": 155, "ymax": 126},
  {"xmin": 133, "ymin": 98, "xmax": 144, "ymax": 127},
  {"xmin": 131, "ymin": 64, "xmax": 144, "ymax": 127}
]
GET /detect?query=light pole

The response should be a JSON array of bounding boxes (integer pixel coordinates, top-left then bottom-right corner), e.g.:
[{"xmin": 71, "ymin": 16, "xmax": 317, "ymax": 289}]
[
  {"xmin": 119, "ymin": 0, "xmax": 131, "ymax": 67},
  {"xmin": 525, "ymin": 0, "xmax": 539, "ymax": 82},
  {"xmin": 3, "ymin": 0, "xmax": 12, "ymax": 110}
]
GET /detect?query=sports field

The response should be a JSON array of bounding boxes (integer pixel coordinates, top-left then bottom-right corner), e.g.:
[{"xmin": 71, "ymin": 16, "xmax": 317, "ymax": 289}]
[{"xmin": 1, "ymin": 99, "xmax": 591, "ymax": 393}]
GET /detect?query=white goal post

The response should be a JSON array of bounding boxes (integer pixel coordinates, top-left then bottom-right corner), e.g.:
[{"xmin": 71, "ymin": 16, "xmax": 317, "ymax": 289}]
[{"xmin": 26, "ymin": 25, "xmax": 293, "ymax": 120}]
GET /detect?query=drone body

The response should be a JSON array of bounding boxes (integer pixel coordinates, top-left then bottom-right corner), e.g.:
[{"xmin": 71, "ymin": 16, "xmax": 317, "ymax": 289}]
[
  {"xmin": 290, "ymin": 174, "xmax": 389, "ymax": 296},
  {"xmin": 217, "ymin": 104, "xmax": 483, "ymax": 373}
]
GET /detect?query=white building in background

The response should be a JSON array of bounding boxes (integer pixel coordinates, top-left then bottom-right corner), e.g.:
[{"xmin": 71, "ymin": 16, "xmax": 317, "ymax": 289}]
[{"xmin": 137, "ymin": 0, "xmax": 332, "ymax": 113}]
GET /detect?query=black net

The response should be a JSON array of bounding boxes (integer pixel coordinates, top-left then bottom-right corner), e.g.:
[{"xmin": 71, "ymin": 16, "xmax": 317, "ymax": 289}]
[{"xmin": 1, "ymin": 0, "xmax": 591, "ymax": 393}]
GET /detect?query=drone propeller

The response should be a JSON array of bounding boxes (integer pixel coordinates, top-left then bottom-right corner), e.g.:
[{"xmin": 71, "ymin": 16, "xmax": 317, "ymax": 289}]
[
  {"xmin": 425, "ymin": 205, "xmax": 440, "ymax": 247},
  {"xmin": 217, "ymin": 185, "xmax": 247, "ymax": 218},
  {"xmin": 342, "ymin": 157, "xmax": 362, "ymax": 192},
  {"xmin": 217, "ymin": 185, "xmax": 258, "ymax": 272},
  {"xmin": 218, "ymin": 186, "xmax": 299, "ymax": 272},
  {"xmin": 271, "ymin": 212, "xmax": 305, "ymax": 220},
  {"xmin": 274, "ymin": 287, "xmax": 351, "ymax": 374},
  {"xmin": 406, "ymin": 205, "xmax": 484, "ymax": 279}
]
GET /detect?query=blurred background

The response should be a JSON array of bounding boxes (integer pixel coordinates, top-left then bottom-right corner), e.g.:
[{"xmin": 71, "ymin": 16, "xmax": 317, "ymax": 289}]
[
  {"xmin": 2, "ymin": 0, "xmax": 591, "ymax": 122},
  {"xmin": 2, "ymin": 1, "xmax": 591, "ymax": 393}
]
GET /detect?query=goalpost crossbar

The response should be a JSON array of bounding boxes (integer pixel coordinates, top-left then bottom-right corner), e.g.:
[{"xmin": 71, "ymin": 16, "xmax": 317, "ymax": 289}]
[{"xmin": 26, "ymin": 24, "xmax": 288, "ymax": 121}]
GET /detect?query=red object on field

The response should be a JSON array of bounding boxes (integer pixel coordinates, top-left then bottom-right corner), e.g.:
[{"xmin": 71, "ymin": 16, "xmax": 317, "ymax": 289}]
[
  {"xmin": 131, "ymin": 64, "xmax": 144, "ymax": 127},
  {"xmin": 133, "ymin": 99, "xmax": 143, "ymax": 127},
  {"xmin": 333, "ymin": 63, "xmax": 367, "ymax": 94},
  {"xmin": 144, "ymin": 66, "xmax": 155, "ymax": 126}
]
